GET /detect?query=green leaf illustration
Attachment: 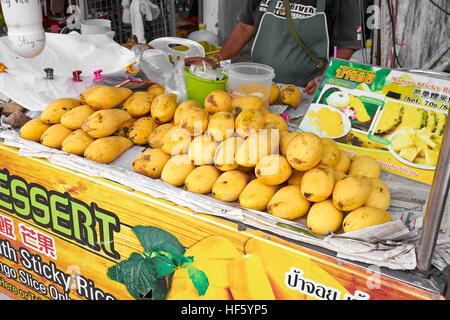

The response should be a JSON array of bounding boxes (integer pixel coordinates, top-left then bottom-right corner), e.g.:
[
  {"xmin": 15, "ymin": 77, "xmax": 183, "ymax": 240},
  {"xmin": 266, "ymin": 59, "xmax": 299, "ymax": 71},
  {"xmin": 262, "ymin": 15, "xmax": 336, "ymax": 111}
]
[
  {"xmin": 107, "ymin": 253, "xmax": 166, "ymax": 300},
  {"xmin": 150, "ymin": 254, "xmax": 177, "ymax": 278},
  {"xmin": 133, "ymin": 226, "xmax": 186, "ymax": 257},
  {"xmin": 186, "ymin": 263, "xmax": 209, "ymax": 297}
]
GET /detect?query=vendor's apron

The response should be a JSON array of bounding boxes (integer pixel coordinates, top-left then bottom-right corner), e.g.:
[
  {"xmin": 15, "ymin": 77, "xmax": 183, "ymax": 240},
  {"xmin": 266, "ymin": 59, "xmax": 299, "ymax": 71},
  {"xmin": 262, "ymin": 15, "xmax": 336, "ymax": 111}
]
[{"xmin": 251, "ymin": 0, "xmax": 330, "ymax": 86}]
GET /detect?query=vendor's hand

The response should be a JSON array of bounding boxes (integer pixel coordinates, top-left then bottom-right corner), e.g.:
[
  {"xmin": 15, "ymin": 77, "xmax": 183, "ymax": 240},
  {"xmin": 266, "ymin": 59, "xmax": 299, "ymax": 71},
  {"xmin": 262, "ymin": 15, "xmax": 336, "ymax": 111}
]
[
  {"xmin": 184, "ymin": 57, "xmax": 216, "ymax": 68},
  {"xmin": 303, "ymin": 75, "xmax": 323, "ymax": 95}
]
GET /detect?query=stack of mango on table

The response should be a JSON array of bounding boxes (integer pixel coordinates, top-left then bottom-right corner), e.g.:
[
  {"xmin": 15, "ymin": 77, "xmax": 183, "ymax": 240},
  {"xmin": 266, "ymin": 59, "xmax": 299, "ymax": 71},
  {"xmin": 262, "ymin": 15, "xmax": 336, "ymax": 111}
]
[
  {"xmin": 19, "ymin": 83, "xmax": 392, "ymax": 236},
  {"xmin": 166, "ymin": 235, "xmax": 305, "ymax": 300}
]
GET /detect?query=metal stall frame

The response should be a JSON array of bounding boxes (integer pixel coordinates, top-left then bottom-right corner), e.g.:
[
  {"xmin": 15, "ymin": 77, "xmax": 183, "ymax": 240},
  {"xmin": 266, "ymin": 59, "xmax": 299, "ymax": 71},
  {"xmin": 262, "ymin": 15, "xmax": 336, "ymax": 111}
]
[{"xmin": 80, "ymin": 0, "xmax": 176, "ymax": 44}]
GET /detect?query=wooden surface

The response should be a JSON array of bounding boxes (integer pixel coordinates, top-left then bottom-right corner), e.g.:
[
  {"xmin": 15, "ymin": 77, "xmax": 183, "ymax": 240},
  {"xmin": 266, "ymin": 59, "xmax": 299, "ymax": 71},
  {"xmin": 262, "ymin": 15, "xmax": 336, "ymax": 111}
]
[{"xmin": 381, "ymin": 0, "xmax": 450, "ymax": 70}]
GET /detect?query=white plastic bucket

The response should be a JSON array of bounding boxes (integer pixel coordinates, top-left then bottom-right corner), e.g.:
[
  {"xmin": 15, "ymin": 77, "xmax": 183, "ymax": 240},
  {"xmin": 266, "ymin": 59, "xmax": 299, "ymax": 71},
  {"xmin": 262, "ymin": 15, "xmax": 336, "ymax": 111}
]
[{"xmin": 80, "ymin": 19, "xmax": 112, "ymax": 35}]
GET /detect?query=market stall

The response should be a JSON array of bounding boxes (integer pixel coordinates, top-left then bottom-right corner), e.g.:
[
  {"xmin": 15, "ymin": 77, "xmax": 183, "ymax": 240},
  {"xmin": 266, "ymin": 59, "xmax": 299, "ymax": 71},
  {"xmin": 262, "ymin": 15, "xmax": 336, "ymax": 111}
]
[{"xmin": 0, "ymin": 1, "xmax": 449, "ymax": 301}]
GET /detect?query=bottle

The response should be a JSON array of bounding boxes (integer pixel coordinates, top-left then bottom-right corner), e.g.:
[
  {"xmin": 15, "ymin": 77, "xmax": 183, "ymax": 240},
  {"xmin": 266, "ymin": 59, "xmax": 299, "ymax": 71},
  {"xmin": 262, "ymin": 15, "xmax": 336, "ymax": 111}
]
[
  {"xmin": 1, "ymin": 0, "xmax": 46, "ymax": 58},
  {"xmin": 188, "ymin": 24, "xmax": 219, "ymax": 46}
]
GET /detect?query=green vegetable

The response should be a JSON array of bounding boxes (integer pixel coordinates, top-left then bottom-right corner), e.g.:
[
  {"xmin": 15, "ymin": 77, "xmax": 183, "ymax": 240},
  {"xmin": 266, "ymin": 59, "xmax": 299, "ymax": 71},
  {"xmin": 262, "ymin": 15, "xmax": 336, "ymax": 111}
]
[{"xmin": 107, "ymin": 226, "xmax": 210, "ymax": 300}]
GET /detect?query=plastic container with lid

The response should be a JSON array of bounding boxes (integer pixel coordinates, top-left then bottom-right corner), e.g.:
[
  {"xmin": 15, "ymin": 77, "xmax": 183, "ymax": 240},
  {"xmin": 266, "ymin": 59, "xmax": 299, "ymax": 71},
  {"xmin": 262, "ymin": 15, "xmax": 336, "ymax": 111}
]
[
  {"xmin": 224, "ymin": 62, "xmax": 275, "ymax": 106},
  {"xmin": 188, "ymin": 24, "xmax": 219, "ymax": 46}
]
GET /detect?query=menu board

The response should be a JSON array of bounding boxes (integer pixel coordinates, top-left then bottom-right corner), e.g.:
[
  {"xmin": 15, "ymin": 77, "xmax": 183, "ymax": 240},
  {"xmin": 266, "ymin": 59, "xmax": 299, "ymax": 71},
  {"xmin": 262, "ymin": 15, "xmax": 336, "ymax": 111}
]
[{"xmin": 299, "ymin": 59, "xmax": 450, "ymax": 185}]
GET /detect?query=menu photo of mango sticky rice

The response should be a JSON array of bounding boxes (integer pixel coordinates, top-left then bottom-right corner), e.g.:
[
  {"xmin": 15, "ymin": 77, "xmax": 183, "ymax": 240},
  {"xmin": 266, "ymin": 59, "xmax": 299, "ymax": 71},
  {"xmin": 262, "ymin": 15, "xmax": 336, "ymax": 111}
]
[{"xmin": 299, "ymin": 85, "xmax": 385, "ymax": 145}]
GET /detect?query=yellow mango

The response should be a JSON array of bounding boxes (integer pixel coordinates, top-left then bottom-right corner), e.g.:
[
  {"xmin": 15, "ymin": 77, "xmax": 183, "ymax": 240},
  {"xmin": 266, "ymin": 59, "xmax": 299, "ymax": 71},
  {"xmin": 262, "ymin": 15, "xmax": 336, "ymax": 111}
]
[
  {"xmin": 121, "ymin": 91, "xmax": 154, "ymax": 117},
  {"xmin": 127, "ymin": 116, "xmax": 159, "ymax": 145},
  {"xmin": 206, "ymin": 111, "xmax": 235, "ymax": 141},
  {"xmin": 80, "ymin": 85, "xmax": 132, "ymax": 109},
  {"xmin": 160, "ymin": 154, "xmax": 196, "ymax": 187},
  {"xmin": 235, "ymin": 131, "xmax": 278, "ymax": 167},
  {"xmin": 269, "ymin": 83, "xmax": 281, "ymax": 105},
  {"xmin": 301, "ymin": 165, "xmax": 335, "ymax": 203},
  {"xmin": 255, "ymin": 154, "xmax": 292, "ymax": 186},
  {"xmin": 60, "ymin": 104, "xmax": 95, "ymax": 130},
  {"xmin": 286, "ymin": 132, "xmax": 323, "ymax": 171},
  {"xmin": 82, "ymin": 109, "xmax": 132, "ymax": 138},
  {"xmin": 40, "ymin": 98, "xmax": 82, "ymax": 124},
  {"xmin": 212, "ymin": 171, "xmax": 249, "ymax": 202},
  {"xmin": 214, "ymin": 136, "xmax": 245, "ymax": 172},
  {"xmin": 147, "ymin": 84, "xmax": 165, "ymax": 97},
  {"xmin": 151, "ymin": 93, "xmax": 177, "ymax": 123},
  {"xmin": 185, "ymin": 165, "xmax": 221, "ymax": 194},
  {"xmin": 320, "ymin": 138, "xmax": 341, "ymax": 167},
  {"xmin": 161, "ymin": 127, "xmax": 192, "ymax": 155},
  {"xmin": 40, "ymin": 124, "xmax": 73, "ymax": 149},
  {"xmin": 204, "ymin": 90, "xmax": 233, "ymax": 114},
  {"xmin": 334, "ymin": 149, "xmax": 351, "ymax": 173},
  {"xmin": 307, "ymin": 200, "xmax": 344, "ymax": 235},
  {"xmin": 264, "ymin": 113, "xmax": 289, "ymax": 131},
  {"xmin": 348, "ymin": 155, "xmax": 381, "ymax": 178},
  {"xmin": 231, "ymin": 95, "xmax": 264, "ymax": 116},
  {"xmin": 280, "ymin": 131, "xmax": 301, "ymax": 157},
  {"xmin": 61, "ymin": 129, "xmax": 94, "ymax": 156},
  {"xmin": 148, "ymin": 123, "xmax": 174, "ymax": 149},
  {"xmin": 268, "ymin": 185, "xmax": 311, "ymax": 220},
  {"xmin": 113, "ymin": 118, "xmax": 137, "ymax": 137},
  {"xmin": 228, "ymin": 255, "xmax": 276, "ymax": 300},
  {"xmin": 280, "ymin": 84, "xmax": 301, "ymax": 108},
  {"xmin": 235, "ymin": 109, "xmax": 265, "ymax": 138},
  {"xmin": 178, "ymin": 106, "xmax": 209, "ymax": 136},
  {"xmin": 132, "ymin": 148, "xmax": 171, "ymax": 179},
  {"xmin": 333, "ymin": 175, "xmax": 372, "ymax": 212},
  {"xmin": 343, "ymin": 206, "xmax": 393, "ymax": 233},
  {"xmin": 188, "ymin": 135, "xmax": 217, "ymax": 166},
  {"xmin": 20, "ymin": 118, "xmax": 51, "ymax": 142},
  {"xmin": 173, "ymin": 100, "xmax": 200, "ymax": 126},
  {"xmin": 84, "ymin": 136, "xmax": 133, "ymax": 164},
  {"xmin": 288, "ymin": 170, "xmax": 305, "ymax": 186},
  {"xmin": 239, "ymin": 179, "xmax": 278, "ymax": 211},
  {"xmin": 365, "ymin": 178, "xmax": 391, "ymax": 211}
]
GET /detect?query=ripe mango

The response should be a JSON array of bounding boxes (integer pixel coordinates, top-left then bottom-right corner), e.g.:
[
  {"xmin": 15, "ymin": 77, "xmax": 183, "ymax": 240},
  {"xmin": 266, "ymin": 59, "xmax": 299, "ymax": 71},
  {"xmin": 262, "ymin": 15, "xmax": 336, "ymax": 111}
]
[
  {"xmin": 280, "ymin": 131, "xmax": 301, "ymax": 157},
  {"xmin": 80, "ymin": 85, "xmax": 132, "ymax": 109},
  {"xmin": 178, "ymin": 106, "xmax": 209, "ymax": 136},
  {"xmin": 160, "ymin": 154, "xmax": 195, "ymax": 187},
  {"xmin": 287, "ymin": 170, "xmax": 305, "ymax": 186},
  {"xmin": 365, "ymin": 178, "xmax": 391, "ymax": 211},
  {"xmin": 235, "ymin": 109, "xmax": 265, "ymax": 138},
  {"xmin": 185, "ymin": 165, "xmax": 221, "ymax": 194},
  {"xmin": 239, "ymin": 179, "xmax": 278, "ymax": 211},
  {"xmin": 268, "ymin": 185, "xmax": 311, "ymax": 220},
  {"xmin": 61, "ymin": 129, "xmax": 94, "ymax": 156},
  {"xmin": 255, "ymin": 155, "xmax": 292, "ymax": 186},
  {"xmin": 127, "ymin": 116, "xmax": 159, "ymax": 145},
  {"xmin": 348, "ymin": 155, "xmax": 381, "ymax": 178},
  {"xmin": 40, "ymin": 98, "xmax": 82, "ymax": 124},
  {"xmin": 307, "ymin": 200, "xmax": 344, "ymax": 235},
  {"xmin": 231, "ymin": 95, "xmax": 264, "ymax": 116},
  {"xmin": 204, "ymin": 90, "xmax": 233, "ymax": 114},
  {"xmin": 235, "ymin": 131, "xmax": 278, "ymax": 167},
  {"xmin": 60, "ymin": 104, "xmax": 95, "ymax": 130},
  {"xmin": 206, "ymin": 111, "xmax": 235, "ymax": 142},
  {"xmin": 148, "ymin": 123, "xmax": 174, "ymax": 149},
  {"xmin": 173, "ymin": 100, "xmax": 200, "ymax": 126},
  {"xmin": 82, "ymin": 109, "xmax": 132, "ymax": 138},
  {"xmin": 286, "ymin": 132, "xmax": 323, "ymax": 171},
  {"xmin": 269, "ymin": 83, "xmax": 281, "ymax": 105},
  {"xmin": 334, "ymin": 149, "xmax": 351, "ymax": 173},
  {"xmin": 280, "ymin": 84, "xmax": 302, "ymax": 108},
  {"xmin": 214, "ymin": 136, "xmax": 244, "ymax": 171},
  {"xmin": 40, "ymin": 124, "xmax": 73, "ymax": 149},
  {"xmin": 20, "ymin": 118, "xmax": 51, "ymax": 142},
  {"xmin": 132, "ymin": 148, "xmax": 171, "ymax": 179},
  {"xmin": 84, "ymin": 136, "xmax": 133, "ymax": 164},
  {"xmin": 301, "ymin": 165, "xmax": 335, "ymax": 202},
  {"xmin": 147, "ymin": 84, "xmax": 165, "ymax": 97},
  {"xmin": 212, "ymin": 171, "xmax": 249, "ymax": 202},
  {"xmin": 332, "ymin": 175, "xmax": 372, "ymax": 212},
  {"xmin": 320, "ymin": 138, "xmax": 341, "ymax": 167},
  {"xmin": 161, "ymin": 127, "xmax": 192, "ymax": 155},
  {"xmin": 188, "ymin": 135, "xmax": 217, "ymax": 166},
  {"xmin": 343, "ymin": 206, "xmax": 392, "ymax": 233},
  {"xmin": 151, "ymin": 93, "xmax": 177, "ymax": 123},
  {"xmin": 121, "ymin": 91, "xmax": 154, "ymax": 117},
  {"xmin": 264, "ymin": 113, "xmax": 289, "ymax": 131}
]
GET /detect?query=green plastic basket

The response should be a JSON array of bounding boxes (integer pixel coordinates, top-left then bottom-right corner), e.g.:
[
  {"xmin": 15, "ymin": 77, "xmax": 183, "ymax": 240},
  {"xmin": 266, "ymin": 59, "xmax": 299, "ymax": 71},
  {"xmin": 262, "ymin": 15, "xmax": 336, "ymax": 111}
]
[{"xmin": 184, "ymin": 67, "xmax": 228, "ymax": 106}]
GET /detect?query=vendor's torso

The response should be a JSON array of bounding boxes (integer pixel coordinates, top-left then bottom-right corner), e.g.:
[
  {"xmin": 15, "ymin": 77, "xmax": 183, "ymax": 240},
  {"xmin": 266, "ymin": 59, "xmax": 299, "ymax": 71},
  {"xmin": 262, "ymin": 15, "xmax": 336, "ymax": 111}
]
[{"xmin": 250, "ymin": 0, "xmax": 333, "ymax": 31}]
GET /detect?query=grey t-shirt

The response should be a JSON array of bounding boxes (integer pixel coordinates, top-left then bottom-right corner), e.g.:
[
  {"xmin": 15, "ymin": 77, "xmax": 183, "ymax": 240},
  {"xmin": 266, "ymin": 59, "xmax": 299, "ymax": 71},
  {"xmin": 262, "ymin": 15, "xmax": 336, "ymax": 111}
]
[{"xmin": 238, "ymin": 0, "xmax": 365, "ymax": 51}]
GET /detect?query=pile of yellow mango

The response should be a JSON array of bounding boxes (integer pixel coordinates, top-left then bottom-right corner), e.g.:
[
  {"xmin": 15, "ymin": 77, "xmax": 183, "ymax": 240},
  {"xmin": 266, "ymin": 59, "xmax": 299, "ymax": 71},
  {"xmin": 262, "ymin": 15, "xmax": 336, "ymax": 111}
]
[{"xmin": 19, "ymin": 83, "xmax": 392, "ymax": 236}]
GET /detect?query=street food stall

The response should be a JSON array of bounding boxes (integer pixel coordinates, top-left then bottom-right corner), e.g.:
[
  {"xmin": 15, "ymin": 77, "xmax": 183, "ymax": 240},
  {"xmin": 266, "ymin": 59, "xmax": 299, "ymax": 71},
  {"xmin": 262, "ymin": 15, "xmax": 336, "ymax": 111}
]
[{"xmin": 0, "ymin": 0, "xmax": 449, "ymax": 301}]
